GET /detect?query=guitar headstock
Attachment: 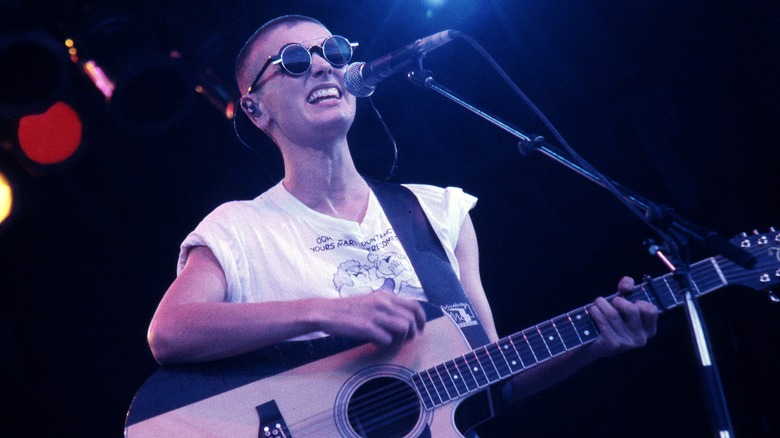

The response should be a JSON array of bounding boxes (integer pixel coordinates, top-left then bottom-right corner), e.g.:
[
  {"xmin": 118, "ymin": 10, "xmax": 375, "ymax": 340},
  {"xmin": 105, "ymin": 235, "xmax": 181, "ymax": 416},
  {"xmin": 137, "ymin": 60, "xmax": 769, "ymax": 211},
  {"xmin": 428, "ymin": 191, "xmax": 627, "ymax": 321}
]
[{"xmin": 723, "ymin": 228, "xmax": 780, "ymax": 296}]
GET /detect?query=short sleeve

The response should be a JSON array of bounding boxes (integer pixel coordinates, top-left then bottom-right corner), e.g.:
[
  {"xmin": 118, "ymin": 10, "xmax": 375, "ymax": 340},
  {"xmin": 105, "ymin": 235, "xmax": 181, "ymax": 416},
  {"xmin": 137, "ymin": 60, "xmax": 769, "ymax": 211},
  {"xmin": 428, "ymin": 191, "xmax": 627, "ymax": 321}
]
[
  {"xmin": 176, "ymin": 203, "xmax": 248, "ymax": 302},
  {"xmin": 402, "ymin": 184, "xmax": 477, "ymax": 275}
]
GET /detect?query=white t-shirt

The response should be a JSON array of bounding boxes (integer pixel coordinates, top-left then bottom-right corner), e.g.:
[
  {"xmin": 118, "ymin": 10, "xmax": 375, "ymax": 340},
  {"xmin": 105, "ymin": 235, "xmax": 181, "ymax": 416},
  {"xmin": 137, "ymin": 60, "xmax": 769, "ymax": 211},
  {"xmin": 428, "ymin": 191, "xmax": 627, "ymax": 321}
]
[{"xmin": 177, "ymin": 181, "xmax": 476, "ymax": 338}]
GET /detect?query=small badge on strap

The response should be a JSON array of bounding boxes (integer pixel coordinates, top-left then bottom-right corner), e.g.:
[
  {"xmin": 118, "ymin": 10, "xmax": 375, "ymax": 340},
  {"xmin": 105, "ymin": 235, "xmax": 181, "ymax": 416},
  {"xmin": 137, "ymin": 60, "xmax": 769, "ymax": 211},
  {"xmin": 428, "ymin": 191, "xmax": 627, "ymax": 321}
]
[{"xmin": 442, "ymin": 303, "xmax": 479, "ymax": 328}]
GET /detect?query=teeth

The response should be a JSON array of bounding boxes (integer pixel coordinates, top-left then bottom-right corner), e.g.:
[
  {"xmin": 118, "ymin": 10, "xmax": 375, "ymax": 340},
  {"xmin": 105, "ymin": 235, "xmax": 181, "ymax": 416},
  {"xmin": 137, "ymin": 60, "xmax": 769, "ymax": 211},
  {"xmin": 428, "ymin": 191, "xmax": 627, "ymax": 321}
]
[{"xmin": 307, "ymin": 87, "xmax": 340, "ymax": 103}]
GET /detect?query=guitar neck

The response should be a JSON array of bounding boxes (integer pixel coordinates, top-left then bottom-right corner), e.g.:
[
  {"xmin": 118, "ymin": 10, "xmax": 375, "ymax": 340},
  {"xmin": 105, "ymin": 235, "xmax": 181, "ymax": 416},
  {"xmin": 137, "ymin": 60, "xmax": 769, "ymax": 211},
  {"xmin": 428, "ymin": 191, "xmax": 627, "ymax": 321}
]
[{"xmin": 411, "ymin": 255, "xmax": 730, "ymax": 410}]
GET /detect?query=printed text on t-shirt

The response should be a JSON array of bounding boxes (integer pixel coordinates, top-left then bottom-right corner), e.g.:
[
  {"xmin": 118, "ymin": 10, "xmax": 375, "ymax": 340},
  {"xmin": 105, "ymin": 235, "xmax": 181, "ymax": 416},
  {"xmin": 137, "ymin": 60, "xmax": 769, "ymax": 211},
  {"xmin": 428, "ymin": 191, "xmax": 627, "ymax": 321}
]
[{"xmin": 309, "ymin": 228, "xmax": 398, "ymax": 253}]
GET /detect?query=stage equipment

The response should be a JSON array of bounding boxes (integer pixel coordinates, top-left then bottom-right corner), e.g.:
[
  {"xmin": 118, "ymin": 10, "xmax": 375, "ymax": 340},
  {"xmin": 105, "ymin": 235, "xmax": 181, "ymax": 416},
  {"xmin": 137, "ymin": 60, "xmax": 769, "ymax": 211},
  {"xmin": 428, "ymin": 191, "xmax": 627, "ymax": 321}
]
[
  {"xmin": 344, "ymin": 30, "xmax": 456, "ymax": 97},
  {"xmin": 17, "ymin": 101, "xmax": 82, "ymax": 165},
  {"xmin": 0, "ymin": 4, "xmax": 69, "ymax": 119},
  {"xmin": 0, "ymin": 169, "xmax": 12, "ymax": 228},
  {"xmin": 72, "ymin": 6, "xmax": 194, "ymax": 134}
]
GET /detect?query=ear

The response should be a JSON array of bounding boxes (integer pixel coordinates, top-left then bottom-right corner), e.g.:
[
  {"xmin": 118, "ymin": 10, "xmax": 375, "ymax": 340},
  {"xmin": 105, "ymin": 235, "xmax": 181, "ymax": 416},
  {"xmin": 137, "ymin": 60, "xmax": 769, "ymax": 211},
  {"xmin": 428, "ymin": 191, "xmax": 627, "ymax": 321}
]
[
  {"xmin": 239, "ymin": 96, "xmax": 273, "ymax": 134},
  {"xmin": 240, "ymin": 96, "xmax": 260, "ymax": 117}
]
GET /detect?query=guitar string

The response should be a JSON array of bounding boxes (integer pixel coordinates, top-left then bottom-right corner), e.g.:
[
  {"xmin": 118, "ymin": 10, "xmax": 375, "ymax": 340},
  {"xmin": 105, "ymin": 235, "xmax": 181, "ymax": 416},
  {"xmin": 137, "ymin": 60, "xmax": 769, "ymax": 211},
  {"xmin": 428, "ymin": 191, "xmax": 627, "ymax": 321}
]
[
  {"xmin": 275, "ymin": 389, "xmax": 421, "ymax": 437},
  {"xmin": 345, "ymin": 329, "xmax": 592, "ymax": 436},
  {"xmin": 272, "ymin": 260, "xmax": 757, "ymax": 436},
  {"xmin": 252, "ymin": 253, "xmax": 763, "ymax": 436},
  {"xmin": 339, "ymin": 262, "xmax": 747, "ymax": 436},
  {"xmin": 274, "ymin": 376, "xmax": 424, "ymax": 437},
  {"xmin": 348, "ymin": 380, "xmax": 421, "ymax": 417},
  {"xmin": 280, "ymin": 310, "xmax": 634, "ymax": 436},
  {"xmin": 350, "ymin": 390, "xmax": 423, "ymax": 434}
]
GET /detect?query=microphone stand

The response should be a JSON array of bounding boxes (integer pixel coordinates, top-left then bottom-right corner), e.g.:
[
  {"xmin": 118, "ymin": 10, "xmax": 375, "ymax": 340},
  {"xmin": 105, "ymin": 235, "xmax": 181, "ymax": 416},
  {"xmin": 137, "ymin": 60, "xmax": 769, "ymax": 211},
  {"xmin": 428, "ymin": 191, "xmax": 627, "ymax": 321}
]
[{"xmin": 406, "ymin": 67, "xmax": 750, "ymax": 437}]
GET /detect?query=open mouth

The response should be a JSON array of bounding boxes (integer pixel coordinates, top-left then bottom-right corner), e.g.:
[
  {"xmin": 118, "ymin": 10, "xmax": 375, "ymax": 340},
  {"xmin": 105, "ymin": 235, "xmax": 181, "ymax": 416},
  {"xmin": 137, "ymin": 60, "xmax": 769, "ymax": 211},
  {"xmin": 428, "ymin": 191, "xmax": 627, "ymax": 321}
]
[{"xmin": 307, "ymin": 86, "xmax": 341, "ymax": 104}]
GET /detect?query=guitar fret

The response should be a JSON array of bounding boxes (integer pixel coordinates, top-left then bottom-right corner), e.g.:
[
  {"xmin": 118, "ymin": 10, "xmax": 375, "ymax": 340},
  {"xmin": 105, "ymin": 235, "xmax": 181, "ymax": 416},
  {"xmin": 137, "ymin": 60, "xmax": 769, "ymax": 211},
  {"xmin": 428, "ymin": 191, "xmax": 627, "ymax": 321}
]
[
  {"xmin": 552, "ymin": 315, "xmax": 581, "ymax": 350},
  {"xmin": 707, "ymin": 258, "xmax": 727, "ymax": 287},
  {"xmin": 464, "ymin": 351, "xmax": 489, "ymax": 387},
  {"xmin": 411, "ymin": 373, "xmax": 435, "ymax": 410},
  {"xmin": 443, "ymin": 360, "xmax": 469, "ymax": 395},
  {"xmin": 453, "ymin": 356, "xmax": 479, "ymax": 391},
  {"xmin": 499, "ymin": 337, "xmax": 525, "ymax": 372},
  {"xmin": 569, "ymin": 308, "xmax": 598, "ymax": 342},
  {"xmin": 510, "ymin": 332, "xmax": 538, "ymax": 367},
  {"xmin": 426, "ymin": 368, "xmax": 448, "ymax": 404},
  {"xmin": 420, "ymin": 369, "xmax": 443, "ymax": 406},
  {"xmin": 524, "ymin": 327, "xmax": 552, "ymax": 361},
  {"xmin": 538, "ymin": 321, "xmax": 566, "ymax": 355},
  {"xmin": 434, "ymin": 363, "xmax": 458, "ymax": 399},
  {"xmin": 485, "ymin": 343, "xmax": 512, "ymax": 378},
  {"xmin": 639, "ymin": 286, "xmax": 654, "ymax": 304},
  {"xmin": 647, "ymin": 276, "xmax": 676, "ymax": 310},
  {"xmin": 661, "ymin": 276, "xmax": 681, "ymax": 305},
  {"xmin": 475, "ymin": 346, "xmax": 501, "ymax": 382},
  {"xmin": 638, "ymin": 282, "xmax": 663, "ymax": 310},
  {"xmin": 690, "ymin": 258, "xmax": 726, "ymax": 295}
]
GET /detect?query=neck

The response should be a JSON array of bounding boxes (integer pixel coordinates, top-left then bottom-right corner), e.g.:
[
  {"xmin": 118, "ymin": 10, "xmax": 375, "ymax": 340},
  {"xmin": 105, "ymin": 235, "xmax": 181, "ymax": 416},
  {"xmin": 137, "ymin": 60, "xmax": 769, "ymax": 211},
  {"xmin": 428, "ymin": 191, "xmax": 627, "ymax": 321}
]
[{"xmin": 280, "ymin": 137, "xmax": 369, "ymax": 222}]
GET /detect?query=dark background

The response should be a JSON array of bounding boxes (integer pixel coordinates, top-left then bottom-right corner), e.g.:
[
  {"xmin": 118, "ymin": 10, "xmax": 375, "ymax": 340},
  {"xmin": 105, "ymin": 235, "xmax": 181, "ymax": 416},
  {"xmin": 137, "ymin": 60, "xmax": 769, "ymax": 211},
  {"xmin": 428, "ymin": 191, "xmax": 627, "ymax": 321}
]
[{"xmin": 2, "ymin": 0, "xmax": 779, "ymax": 436}]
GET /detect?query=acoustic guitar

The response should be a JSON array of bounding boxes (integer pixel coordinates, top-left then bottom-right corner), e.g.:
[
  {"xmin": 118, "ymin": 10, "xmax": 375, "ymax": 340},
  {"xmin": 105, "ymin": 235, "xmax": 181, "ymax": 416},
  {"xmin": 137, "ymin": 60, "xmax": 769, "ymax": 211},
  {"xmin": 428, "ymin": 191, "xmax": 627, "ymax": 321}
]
[{"xmin": 125, "ymin": 230, "xmax": 780, "ymax": 437}]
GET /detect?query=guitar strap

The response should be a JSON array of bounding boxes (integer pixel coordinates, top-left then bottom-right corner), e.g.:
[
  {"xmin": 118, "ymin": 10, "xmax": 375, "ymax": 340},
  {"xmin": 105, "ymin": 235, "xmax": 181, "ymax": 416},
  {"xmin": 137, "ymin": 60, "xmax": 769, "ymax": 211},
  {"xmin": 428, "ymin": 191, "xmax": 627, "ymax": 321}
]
[{"xmin": 367, "ymin": 179, "xmax": 491, "ymax": 349}]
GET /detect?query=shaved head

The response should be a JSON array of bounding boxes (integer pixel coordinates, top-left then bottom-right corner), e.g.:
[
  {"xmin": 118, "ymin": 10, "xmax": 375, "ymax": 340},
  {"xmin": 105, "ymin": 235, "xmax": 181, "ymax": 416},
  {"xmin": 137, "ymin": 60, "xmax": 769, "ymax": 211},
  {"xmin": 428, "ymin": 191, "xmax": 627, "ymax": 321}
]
[{"xmin": 235, "ymin": 15, "xmax": 326, "ymax": 94}]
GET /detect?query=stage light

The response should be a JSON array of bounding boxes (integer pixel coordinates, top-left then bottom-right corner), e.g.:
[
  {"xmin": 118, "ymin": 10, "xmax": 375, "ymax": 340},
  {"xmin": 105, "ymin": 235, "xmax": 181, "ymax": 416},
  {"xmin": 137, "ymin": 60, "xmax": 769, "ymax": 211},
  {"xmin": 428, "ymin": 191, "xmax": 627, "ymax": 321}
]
[
  {"xmin": 73, "ymin": 7, "xmax": 195, "ymax": 134},
  {"xmin": 0, "ymin": 170, "xmax": 12, "ymax": 227},
  {"xmin": 0, "ymin": 29, "xmax": 69, "ymax": 118},
  {"xmin": 17, "ymin": 101, "xmax": 82, "ymax": 165},
  {"xmin": 195, "ymin": 69, "xmax": 237, "ymax": 120},
  {"xmin": 424, "ymin": 0, "xmax": 447, "ymax": 8},
  {"xmin": 81, "ymin": 59, "xmax": 115, "ymax": 99}
]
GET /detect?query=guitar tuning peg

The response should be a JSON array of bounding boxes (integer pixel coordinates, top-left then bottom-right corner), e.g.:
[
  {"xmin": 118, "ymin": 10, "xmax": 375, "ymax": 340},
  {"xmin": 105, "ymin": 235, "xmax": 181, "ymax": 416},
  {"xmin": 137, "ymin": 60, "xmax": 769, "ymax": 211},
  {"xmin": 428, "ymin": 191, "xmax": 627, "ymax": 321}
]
[
  {"xmin": 752, "ymin": 229, "xmax": 759, "ymax": 235},
  {"xmin": 740, "ymin": 231, "xmax": 748, "ymax": 237},
  {"xmin": 770, "ymin": 226, "xmax": 776, "ymax": 232},
  {"xmin": 768, "ymin": 290, "xmax": 780, "ymax": 303}
]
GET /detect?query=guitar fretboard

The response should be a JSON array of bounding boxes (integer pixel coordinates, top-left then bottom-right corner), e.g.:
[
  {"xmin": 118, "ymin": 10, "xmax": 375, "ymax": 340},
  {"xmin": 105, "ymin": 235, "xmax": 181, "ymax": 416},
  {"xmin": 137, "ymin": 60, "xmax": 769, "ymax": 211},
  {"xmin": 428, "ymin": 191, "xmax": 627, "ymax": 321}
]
[
  {"xmin": 412, "ymin": 256, "xmax": 729, "ymax": 410},
  {"xmin": 636, "ymin": 257, "xmax": 727, "ymax": 311}
]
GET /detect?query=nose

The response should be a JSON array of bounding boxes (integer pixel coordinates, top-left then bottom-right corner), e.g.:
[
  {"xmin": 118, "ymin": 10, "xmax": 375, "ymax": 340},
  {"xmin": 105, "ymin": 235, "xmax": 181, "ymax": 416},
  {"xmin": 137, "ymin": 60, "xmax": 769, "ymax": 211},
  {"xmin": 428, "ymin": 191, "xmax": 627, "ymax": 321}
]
[{"xmin": 310, "ymin": 52, "xmax": 334, "ymax": 78}]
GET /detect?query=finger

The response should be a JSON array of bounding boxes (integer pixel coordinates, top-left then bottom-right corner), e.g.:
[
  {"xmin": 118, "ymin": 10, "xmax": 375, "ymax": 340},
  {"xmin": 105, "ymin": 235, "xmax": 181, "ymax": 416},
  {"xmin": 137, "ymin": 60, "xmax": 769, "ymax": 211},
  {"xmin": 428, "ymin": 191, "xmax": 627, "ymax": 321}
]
[
  {"xmin": 593, "ymin": 297, "xmax": 638, "ymax": 345},
  {"xmin": 611, "ymin": 296, "xmax": 643, "ymax": 331},
  {"xmin": 614, "ymin": 297, "xmax": 651, "ymax": 346},
  {"xmin": 373, "ymin": 307, "xmax": 419, "ymax": 345},
  {"xmin": 379, "ymin": 294, "xmax": 426, "ymax": 335},
  {"xmin": 398, "ymin": 299, "xmax": 426, "ymax": 332},
  {"xmin": 594, "ymin": 297, "xmax": 626, "ymax": 331},
  {"xmin": 589, "ymin": 298, "xmax": 620, "ymax": 340},
  {"xmin": 378, "ymin": 317, "xmax": 415, "ymax": 346},
  {"xmin": 637, "ymin": 300, "xmax": 659, "ymax": 337},
  {"xmin": 361, "ymin": 322, "xmax": 394, "ymax": 346},
  {"xmin": 617, "ymin": 276, "xmax": 635, "ymax": 293},
  {"xmin": 587, "ymin": 300, "xmax": 623, "ymax": 354}
]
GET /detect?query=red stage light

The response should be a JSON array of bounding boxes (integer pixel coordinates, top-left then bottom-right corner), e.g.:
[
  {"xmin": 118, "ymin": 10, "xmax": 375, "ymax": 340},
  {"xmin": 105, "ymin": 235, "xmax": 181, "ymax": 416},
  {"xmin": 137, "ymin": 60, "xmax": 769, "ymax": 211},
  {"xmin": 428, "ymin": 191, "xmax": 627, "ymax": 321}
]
[{"xmin": 18, "ymin": 101, "xmax": 82, "ymax": 164}]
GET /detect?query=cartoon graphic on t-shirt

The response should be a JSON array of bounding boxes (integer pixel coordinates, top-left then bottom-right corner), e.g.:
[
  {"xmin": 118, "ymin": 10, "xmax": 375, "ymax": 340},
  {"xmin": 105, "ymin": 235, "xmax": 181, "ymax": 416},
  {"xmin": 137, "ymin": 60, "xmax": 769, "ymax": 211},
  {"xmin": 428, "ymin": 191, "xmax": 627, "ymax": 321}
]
[
  {"xmin": 333, "ymin": 259, "xmax": 386, "ymax": 297},
  {"xmin": 333, "ymin": 251, "xmax": 424, "ymax": 299},
  {"xmin": 367, "ymin": 252, "xmax": 422, "ymax": 294}
]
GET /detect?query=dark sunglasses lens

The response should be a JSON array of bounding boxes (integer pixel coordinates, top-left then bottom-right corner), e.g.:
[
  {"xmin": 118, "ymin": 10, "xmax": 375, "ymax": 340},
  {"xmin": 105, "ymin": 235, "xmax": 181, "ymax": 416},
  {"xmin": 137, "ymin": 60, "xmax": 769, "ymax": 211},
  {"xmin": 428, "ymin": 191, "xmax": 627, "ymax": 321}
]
[
  {"xmin": 323, "ymin": 36, "xmax": 353, "ymax": 66},
  {"xmin": 280, "ymin": 45, "xmax": 311, "ymax": 74}
]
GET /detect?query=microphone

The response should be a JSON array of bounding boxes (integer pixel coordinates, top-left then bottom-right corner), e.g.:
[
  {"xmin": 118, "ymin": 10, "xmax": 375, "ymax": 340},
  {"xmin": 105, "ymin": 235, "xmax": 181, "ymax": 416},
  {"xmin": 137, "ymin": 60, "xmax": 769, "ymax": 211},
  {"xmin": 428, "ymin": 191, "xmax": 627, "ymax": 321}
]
[{"xmin": 343, "ymin": 29, "xmax": 458, "ymax": 97}]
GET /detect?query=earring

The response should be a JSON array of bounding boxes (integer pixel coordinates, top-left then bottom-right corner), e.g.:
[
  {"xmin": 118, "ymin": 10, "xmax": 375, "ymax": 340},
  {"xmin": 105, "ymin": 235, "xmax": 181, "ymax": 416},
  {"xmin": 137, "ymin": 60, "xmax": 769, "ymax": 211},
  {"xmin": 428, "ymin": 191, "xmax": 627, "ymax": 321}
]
[{"xmin": 241, "ymin": 98, "xmax": 258, "ymax": 115}]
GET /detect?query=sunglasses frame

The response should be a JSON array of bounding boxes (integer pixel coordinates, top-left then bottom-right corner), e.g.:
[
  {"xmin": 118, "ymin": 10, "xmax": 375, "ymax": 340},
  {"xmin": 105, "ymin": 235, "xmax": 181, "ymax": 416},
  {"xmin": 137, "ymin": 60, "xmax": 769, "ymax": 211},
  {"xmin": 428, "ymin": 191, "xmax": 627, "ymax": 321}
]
[{"xmin": 246, "ymin": 35, "xmax": 358, "ymax": 94}]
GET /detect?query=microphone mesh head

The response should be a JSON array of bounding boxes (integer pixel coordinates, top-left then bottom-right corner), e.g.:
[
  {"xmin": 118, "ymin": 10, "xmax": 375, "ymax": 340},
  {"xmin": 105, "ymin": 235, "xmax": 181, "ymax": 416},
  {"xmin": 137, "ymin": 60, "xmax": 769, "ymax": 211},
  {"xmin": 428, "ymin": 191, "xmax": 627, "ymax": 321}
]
[{"xmin": 343, "ymin": 62, "xmax": 375, "ymax": 97}]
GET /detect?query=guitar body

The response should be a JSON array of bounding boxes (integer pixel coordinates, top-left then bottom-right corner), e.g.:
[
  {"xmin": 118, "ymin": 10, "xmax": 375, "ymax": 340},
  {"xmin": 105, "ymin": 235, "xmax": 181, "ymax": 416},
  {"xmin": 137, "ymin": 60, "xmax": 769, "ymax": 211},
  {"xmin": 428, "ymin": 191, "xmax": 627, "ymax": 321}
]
[{"xmin": 125, "ymin": 304, "xmax": 492, "ymax": 437}]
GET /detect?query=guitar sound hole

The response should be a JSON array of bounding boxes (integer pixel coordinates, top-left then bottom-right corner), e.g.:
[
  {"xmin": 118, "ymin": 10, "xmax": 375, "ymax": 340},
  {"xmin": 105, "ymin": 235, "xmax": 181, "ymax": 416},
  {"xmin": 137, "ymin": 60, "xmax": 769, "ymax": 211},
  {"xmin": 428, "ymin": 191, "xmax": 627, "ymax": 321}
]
[{"xmin": 347, "ymin": 376, "xmax": 421, "ymax": 438}]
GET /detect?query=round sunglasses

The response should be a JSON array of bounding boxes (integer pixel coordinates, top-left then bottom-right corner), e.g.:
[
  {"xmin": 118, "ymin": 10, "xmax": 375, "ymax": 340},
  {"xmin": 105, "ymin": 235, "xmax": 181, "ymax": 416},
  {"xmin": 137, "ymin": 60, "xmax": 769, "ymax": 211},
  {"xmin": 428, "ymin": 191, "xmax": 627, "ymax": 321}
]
[{"xmin": 246, "ymin": 35, "xmax": 358, "ymax": 94}]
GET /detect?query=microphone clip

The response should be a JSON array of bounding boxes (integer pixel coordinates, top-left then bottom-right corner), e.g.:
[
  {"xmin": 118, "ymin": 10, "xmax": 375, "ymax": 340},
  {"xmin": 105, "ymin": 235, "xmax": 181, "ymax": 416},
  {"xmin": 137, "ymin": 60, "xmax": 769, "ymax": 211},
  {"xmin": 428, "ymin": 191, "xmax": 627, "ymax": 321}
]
[{"xmin": 406, "ymin": 68, "xmax": 435, "ymax": 89}]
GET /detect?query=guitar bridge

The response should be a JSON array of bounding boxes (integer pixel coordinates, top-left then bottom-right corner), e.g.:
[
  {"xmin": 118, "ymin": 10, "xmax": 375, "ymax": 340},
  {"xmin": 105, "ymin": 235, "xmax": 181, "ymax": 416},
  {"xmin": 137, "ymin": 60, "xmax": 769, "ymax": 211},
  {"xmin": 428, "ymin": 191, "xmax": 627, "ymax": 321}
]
[{"xmin": 256, "ymin": 400, "xmax": 291, "ymax": 438}]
